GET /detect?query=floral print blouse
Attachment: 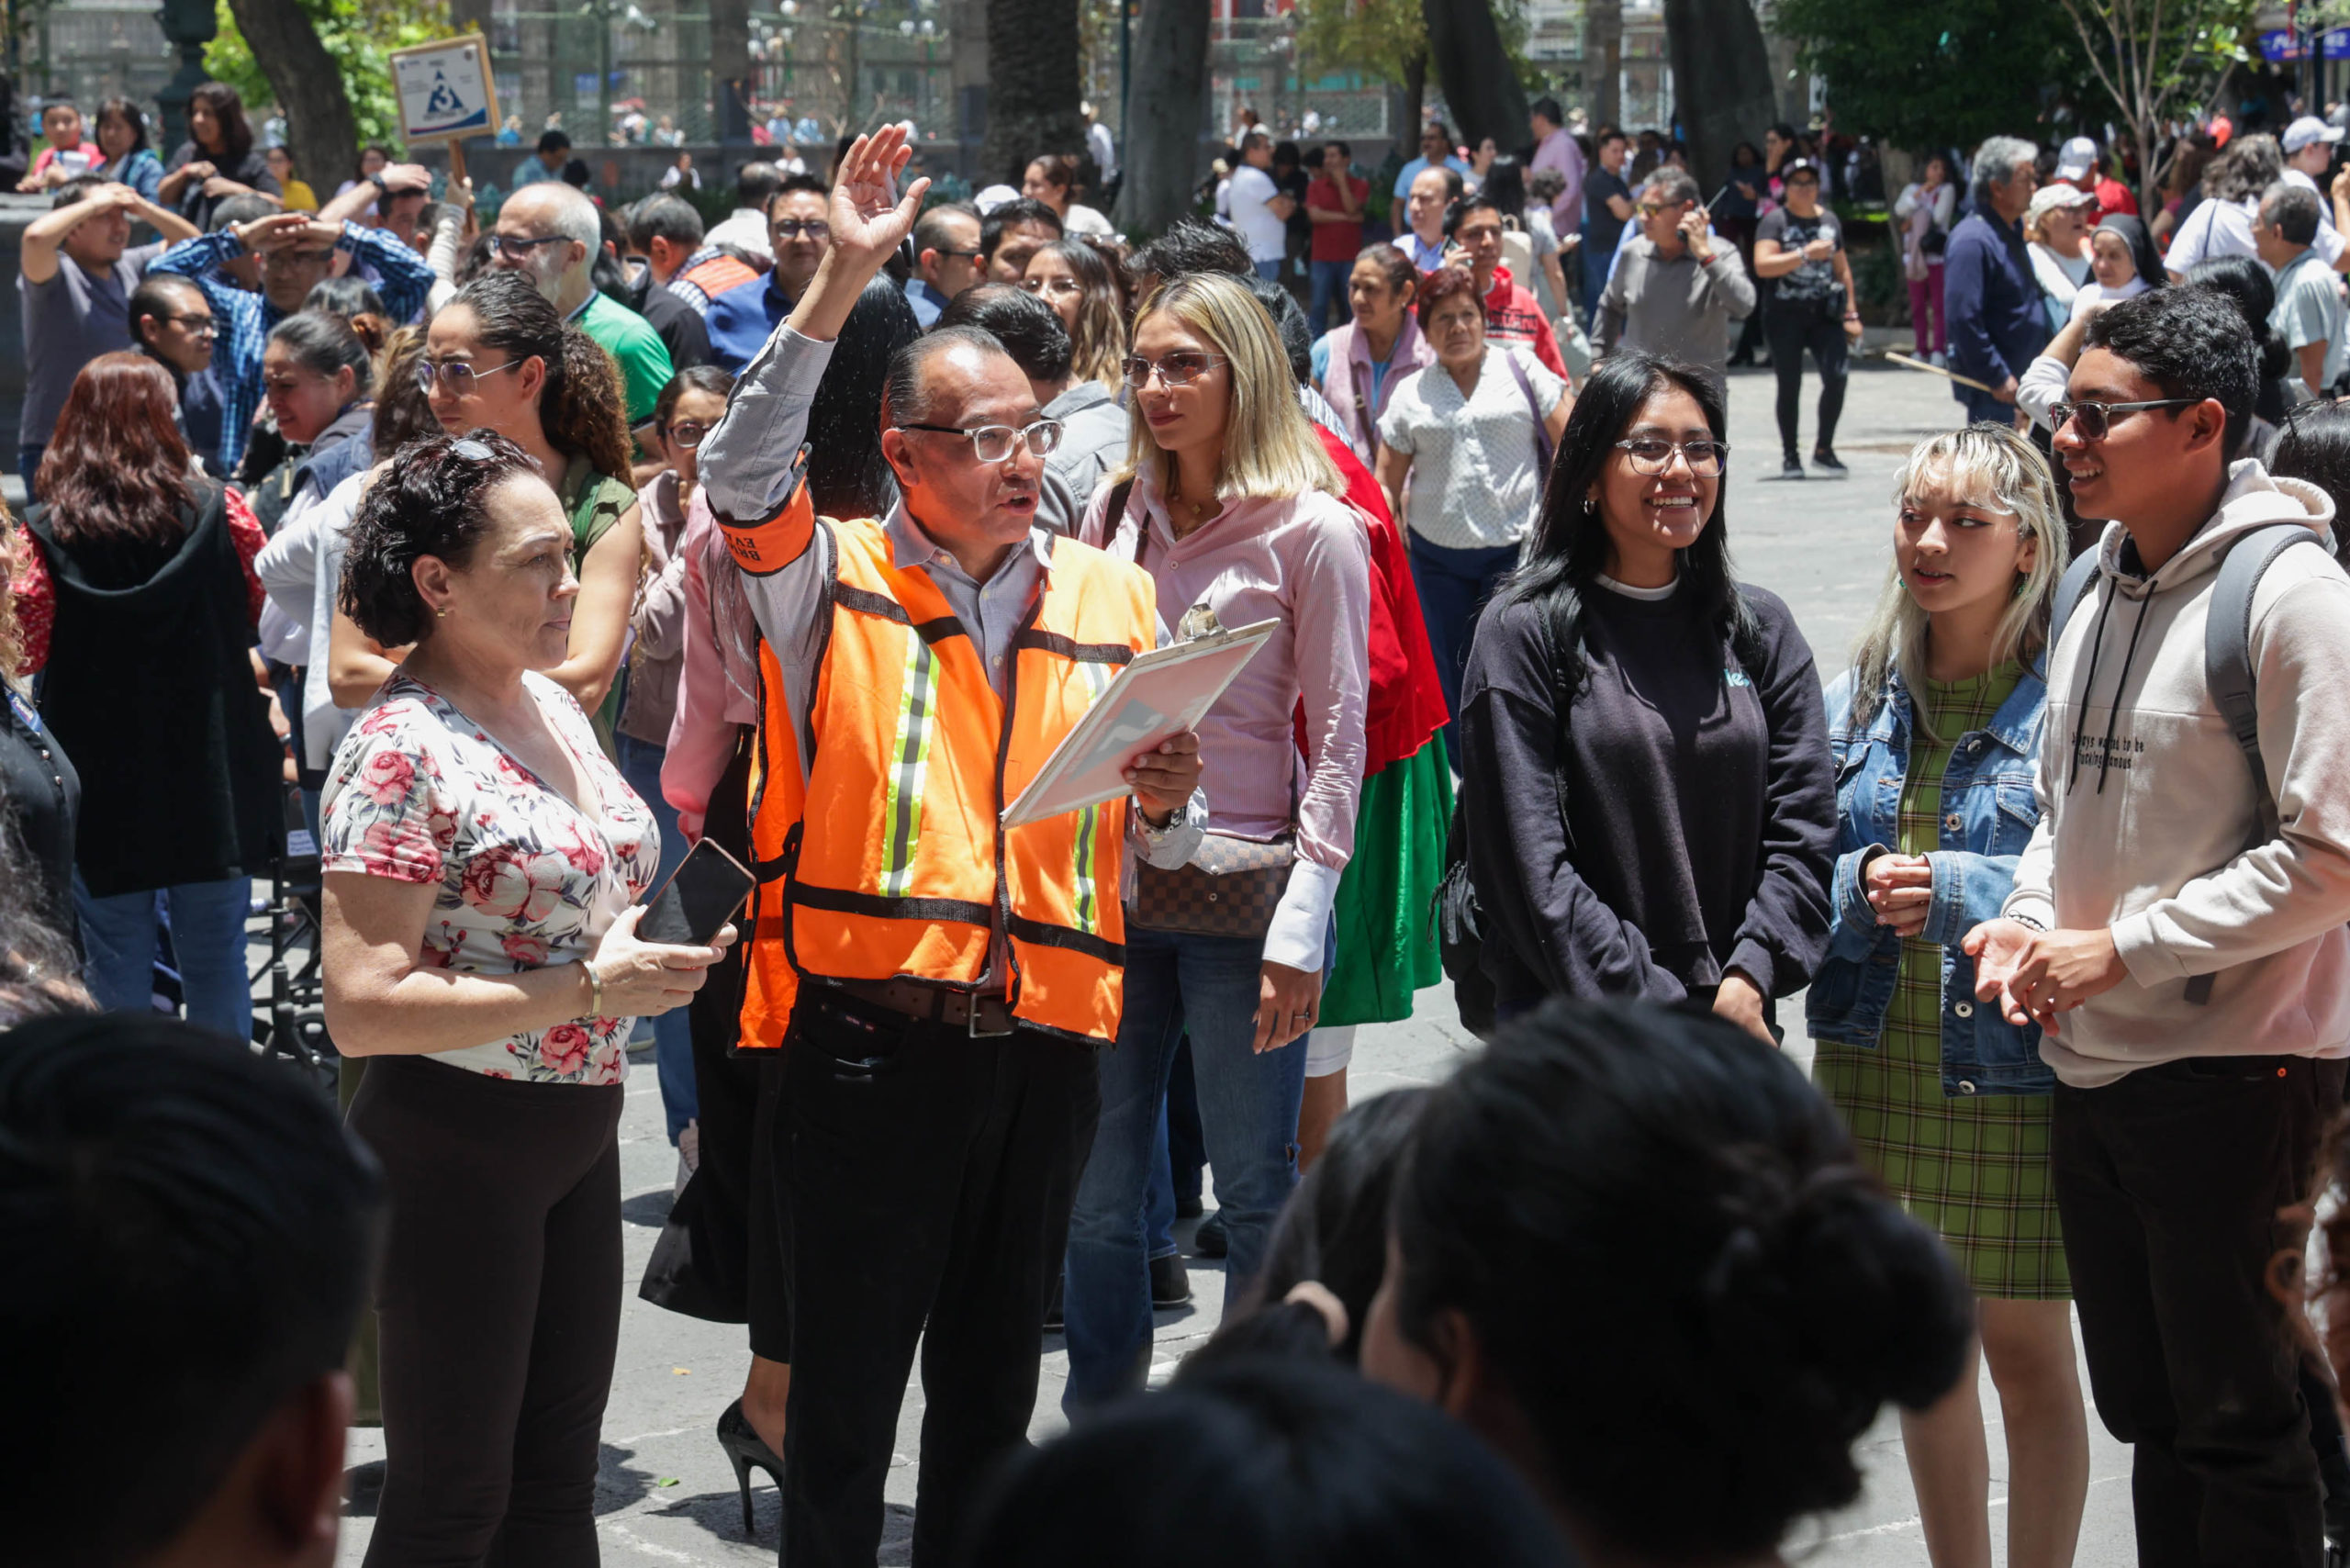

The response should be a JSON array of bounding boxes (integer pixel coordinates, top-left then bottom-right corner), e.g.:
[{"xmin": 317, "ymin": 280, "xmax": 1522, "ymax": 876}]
[{"xmin": 320, "ymin": 671, "xmax": 658, "ymax": 1084}]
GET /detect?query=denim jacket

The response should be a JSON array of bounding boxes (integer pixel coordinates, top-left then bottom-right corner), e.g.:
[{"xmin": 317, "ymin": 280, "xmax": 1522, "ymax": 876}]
[{"xmin": 1805, "ymin": 661, "xmax": 2052, "ymax": 1095}]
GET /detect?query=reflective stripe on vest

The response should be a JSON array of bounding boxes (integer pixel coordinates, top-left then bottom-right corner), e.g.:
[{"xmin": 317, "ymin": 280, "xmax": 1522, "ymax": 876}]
[{"xmin": 728, "ymin": 485, "xmax": 1156, "ymax": 1048}]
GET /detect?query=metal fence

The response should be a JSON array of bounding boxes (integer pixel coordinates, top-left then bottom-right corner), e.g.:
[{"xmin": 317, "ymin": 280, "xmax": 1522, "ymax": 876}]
[
  {"xmin": 1209, "ymin": 16, "xmax": 1389, "ymax": 143},
  {"xmin": 15, "ymin": 0, "xmax": 175, "ymax": 121}
]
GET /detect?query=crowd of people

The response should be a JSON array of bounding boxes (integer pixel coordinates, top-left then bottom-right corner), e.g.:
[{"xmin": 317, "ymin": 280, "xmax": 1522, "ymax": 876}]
[{"xmin": 14, "ymin": 87, "xmax": 2350, "ymax": 1568}]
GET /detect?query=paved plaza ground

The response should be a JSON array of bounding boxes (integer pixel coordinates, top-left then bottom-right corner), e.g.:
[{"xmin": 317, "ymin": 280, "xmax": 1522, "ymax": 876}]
[{"xmin": 327, "ymin": 345, "xmax": 2140, "ymax": 1565}]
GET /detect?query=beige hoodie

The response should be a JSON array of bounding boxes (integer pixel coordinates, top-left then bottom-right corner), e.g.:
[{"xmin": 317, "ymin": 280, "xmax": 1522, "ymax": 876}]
[{"xmin": 2003, "ymin": 461, "xmax": 2350, "ymax": 1087}]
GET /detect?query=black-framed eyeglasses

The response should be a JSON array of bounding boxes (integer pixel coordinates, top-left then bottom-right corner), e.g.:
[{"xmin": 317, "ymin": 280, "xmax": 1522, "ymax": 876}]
[
  {"xmin": 932, "ymin": 247, "xmax": 981, "ymax": 261},
  {"xmin": 771, "ymin": 218, "xmax": 832, "ymax": 241},
  {"xmin": 2048, "ymin": 398, "xmax": 2200, "ymax": 440},
  {"xmin": 157, "ymin": 312, "xmax": 217, "ymax": 335},
  {"xmin": 1121, "ymin": 352, "xmax": 1226, "ymax": 389},
  {"xmin": 666, "ymin": 419, "xmax": 711, "ymax": 450},
  {"xmin": 1616, "ymin": 437, "xmax": 1729, "ymax": 476},
  {"xmin": 894, "ymin": 419, "xmax": 1064, "ymax": 464},
  {"xmin": 489, "ymin": 233, "xmax": 568, "ymax": 259},
  {"xmin": 417, "ymin": 358, "xmax": 525, "ymax": 394}
]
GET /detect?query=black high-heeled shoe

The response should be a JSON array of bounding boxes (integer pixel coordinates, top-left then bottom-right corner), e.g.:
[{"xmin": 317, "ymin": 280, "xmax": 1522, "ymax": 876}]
[{"xmin": 716, "ymin": 1399, "xmax": 783, "ymax": 1538}]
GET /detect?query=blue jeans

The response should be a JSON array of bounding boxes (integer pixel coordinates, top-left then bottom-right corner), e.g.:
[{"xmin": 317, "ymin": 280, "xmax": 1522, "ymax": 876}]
[
  {"xmin": 1310, "ymin": 258, "xmax": 1354, "ymax": 336},
  {"xmin": 1580, "ymin": 235, "xmax": 1614, "ymax": 328},
  {"xmin": 617, "ymin": 732, "xmax": 696, "ymax": 1142},
  {"xmin": 1254, "ymin": 257, "xmax": 1282, "ymax": 282},
  {"xmin": 18, "ymin": 442, "xmax": 42, "ymax": 504},
  {"xmin": 1407, "ymin": 531, "xmax": 1522, "ymax": 769},
  {"xmin": 75, "ymin": 872, "xmax": 253, "ymax": 1041},
  {"xmin": 1063, "ymin": 927, "xmax": 1308, "ymax": 1408}
]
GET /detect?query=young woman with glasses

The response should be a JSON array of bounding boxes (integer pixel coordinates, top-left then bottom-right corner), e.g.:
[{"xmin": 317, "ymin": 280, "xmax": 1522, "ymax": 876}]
[
  {"xmin": 1065, "ymin": 270, "xmax": 1371, "ymax": 1412},
  {"xmin": 1022, "ymin": 237, "xmax": 1128, "ymax": 397},
  {"xmin": 1455, "ymin": 349, "xmax": 1836, "ymax": 1041},
  {"xmin": 400, "ymin": 269, "xmax": 643, "ymax": 756}
]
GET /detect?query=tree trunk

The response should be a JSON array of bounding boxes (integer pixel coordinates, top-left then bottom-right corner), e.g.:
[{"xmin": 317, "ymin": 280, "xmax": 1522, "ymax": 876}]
[
  {"xmin": 1422, "ymin": 0, "xmax": 1527, "ymax": 151},
  {"xmin": 1399, "ymin": 49, "xmax": 1427, "ymax": 152},
  {"xmin": 1662, "ymin": 0, "xmax": 1777, "ymax": 194},
  {"xmin": 981, "ymin": 0, "xmax": 1085, "ymax": 186},
  {"xmin": 1584, "ymin": 0, "xmax": 1620, "ymax": 129},
  {"xmin": 1113, "ymin": 0, "xmax": 1206, "ymax": 238},
  {"xmin": 224, "ymin": 0, "xmax": 354, "ymax": 199}
]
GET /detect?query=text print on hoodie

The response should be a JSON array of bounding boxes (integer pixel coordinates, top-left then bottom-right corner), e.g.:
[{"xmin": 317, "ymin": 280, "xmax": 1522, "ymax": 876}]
[{"xmin": 2001, "ymin": 461, "xmax": 2350, "ymax": 1087}]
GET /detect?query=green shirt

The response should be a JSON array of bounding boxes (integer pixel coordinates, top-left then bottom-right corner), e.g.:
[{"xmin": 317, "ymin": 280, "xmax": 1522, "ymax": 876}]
[
  {"xmin": 558, "ymin": 456, "xmax": 640, "ymax": 756},
  {"xmin": 577, "ymin": 290, "xmax": 674, "ymax": 426}
]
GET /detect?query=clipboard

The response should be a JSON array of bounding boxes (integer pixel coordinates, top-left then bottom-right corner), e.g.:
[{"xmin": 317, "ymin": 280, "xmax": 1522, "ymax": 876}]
[{"xmin": 1001, "ymin": 618, "xmax": 1277, "ymax": 829}]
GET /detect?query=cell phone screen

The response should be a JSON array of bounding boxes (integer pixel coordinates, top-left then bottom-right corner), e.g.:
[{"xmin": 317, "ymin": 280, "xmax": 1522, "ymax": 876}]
[{"xmin": 640, "ymin": 838, "xmax": 756, "ymax": 947}]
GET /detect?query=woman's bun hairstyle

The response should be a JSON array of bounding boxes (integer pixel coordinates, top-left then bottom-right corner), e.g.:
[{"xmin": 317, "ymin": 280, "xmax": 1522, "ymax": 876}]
[
  {"xmin": 339, "ymin": 430, "xmax": 541, "ymax": 647},
  {"xmin": 1390, "ymin": 999, "xmax": 1972, "ymax": 1560}
]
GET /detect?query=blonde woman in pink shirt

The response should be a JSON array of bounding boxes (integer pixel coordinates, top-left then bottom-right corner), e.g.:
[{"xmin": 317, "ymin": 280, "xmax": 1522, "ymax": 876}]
[{"xmin": 1064, "ymin": 270, "xmax": 1371, "ymax": 1408}]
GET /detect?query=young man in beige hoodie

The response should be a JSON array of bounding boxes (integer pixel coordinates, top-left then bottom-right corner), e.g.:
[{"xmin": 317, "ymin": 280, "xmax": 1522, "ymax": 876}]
[{"xmin": 1965, "ymin": 286, "xmax": 2350, "ymax": 1565}]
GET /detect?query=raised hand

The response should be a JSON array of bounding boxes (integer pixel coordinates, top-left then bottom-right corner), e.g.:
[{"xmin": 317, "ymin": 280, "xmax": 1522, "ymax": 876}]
[{"xmin": 827, "ymin": 122, "xmax": 930, "ymax": 264}]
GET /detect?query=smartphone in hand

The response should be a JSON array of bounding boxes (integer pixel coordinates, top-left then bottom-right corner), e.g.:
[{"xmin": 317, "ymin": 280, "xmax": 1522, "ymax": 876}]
[{"xmin": 640, "ymin": 837, "xmax": 756, "ymax": 947}]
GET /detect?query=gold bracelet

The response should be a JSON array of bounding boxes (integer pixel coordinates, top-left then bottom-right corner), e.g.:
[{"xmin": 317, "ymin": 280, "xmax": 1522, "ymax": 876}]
[{"xmin": 584, "ymin": 961, "xmax": 604, "ymax": 1020}]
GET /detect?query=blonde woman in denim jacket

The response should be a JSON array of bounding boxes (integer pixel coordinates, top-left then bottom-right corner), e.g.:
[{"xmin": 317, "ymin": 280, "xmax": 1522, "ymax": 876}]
[{"xmin": 1807, "ymin": 424, "xmax": 2089, "ymax": 1568}]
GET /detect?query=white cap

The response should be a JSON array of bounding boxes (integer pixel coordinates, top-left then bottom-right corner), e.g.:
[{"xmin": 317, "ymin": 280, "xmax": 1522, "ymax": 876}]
[
  {"xmin": 972, "ymin": 183, "xmax": 1019, "ymax": 215},
  {"xmin": 2053, "ymin": 135, "xmax": 2098, "ymax": 182},
  {"xmin": 2026, "ymin": 183, "xmax": 2097, "ymax": 227},
  {"xmin": 2285, "ymin": 115, "xmax": 2345, "ymax": 154}
]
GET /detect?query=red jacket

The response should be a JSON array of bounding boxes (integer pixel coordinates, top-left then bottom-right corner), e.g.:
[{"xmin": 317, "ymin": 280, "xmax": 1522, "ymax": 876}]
[{"xmin": 1301, "ymin": 425, "xmax": 1449, "ymax": 773}]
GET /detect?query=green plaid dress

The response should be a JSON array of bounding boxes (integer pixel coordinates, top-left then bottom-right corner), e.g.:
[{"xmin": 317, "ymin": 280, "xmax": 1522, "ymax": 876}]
[{"xmin": 1812, "ymin": 663, "xmax": 2069, "ymax": 1300}]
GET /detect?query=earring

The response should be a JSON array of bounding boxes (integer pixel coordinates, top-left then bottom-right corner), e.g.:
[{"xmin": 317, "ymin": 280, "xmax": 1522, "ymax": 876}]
[
  {"xmin": 435, "ymin": 606, "xmax": 451, "ymax": 618},
  {"xmin": 1583, "ymin": 495, "xmax": 1597, "ymax": 515}
]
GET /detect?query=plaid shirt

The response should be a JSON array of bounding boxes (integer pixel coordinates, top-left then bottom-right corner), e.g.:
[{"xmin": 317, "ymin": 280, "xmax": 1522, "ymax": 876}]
[{"xmin": 149, "ymin": 222, "xmax": 436, "ymax": 474}]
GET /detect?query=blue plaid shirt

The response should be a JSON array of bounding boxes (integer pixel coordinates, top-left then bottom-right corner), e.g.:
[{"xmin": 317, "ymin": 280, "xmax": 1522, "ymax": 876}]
[{"xmin": 149, "ymin": 222, "xmax": 436, "ymax": 474}]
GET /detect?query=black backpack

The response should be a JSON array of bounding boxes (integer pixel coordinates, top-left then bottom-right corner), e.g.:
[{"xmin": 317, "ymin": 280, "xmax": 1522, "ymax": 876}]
[{"xmin": 1431, "ymin": 585, "xmax": 1583, "ymax": 1040}]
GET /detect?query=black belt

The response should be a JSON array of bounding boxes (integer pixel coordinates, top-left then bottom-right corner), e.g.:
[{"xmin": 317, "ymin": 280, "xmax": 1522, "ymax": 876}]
[{"xmin": 831, "ymin": 977, "xmax": 1017, "ymax": 1037}]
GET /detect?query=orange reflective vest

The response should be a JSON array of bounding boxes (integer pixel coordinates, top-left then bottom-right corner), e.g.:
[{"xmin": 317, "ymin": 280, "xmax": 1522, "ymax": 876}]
[{"xmin": 722, "ymin": 478, "xmax": 1157, "ymax": 1049}]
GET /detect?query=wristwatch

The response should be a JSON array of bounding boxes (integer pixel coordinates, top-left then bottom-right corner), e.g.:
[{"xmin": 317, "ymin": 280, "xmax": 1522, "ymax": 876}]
[{"xmin": 367, "ymin": 172, "xmax": 391, "ymax": 196}]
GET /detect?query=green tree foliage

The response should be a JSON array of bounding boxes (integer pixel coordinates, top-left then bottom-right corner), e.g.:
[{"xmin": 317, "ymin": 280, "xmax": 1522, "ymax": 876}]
[
  {"xmin": 1771, "ymin": 0, "xmax": 2083, "ymax": 151},
  {"xmin": 1294, "ymin": 0, "xmax": 1428, "ymax": 83},
  {"xmin": 206, "ymin": 0, "xmax": 458, "ymax": 153}
]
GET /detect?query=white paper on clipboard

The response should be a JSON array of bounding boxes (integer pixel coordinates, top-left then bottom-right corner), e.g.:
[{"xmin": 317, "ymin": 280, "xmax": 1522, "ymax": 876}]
[{"xmin": 1001, "ymin": 619, "xmax": 1277, "ymax": 828}]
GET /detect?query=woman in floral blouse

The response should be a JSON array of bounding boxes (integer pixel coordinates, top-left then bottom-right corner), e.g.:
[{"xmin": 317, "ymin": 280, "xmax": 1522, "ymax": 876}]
[{"xmin": 319, "ymin": 432, "xmax": 733, "ymax": 1563}]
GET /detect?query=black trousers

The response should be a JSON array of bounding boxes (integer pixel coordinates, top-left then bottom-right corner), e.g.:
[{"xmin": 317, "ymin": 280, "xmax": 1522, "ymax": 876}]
[
  {"xmin": 350, "ymin": 1054, "xmax": 624, "ymax": 1568},
  {"xmin": 780, "ymin": 989, "xmax": 1102, "ymax": 1568},
  {"xmin": 1762, "ymin": 297, "xmax": 1849, "ymax": 459},
  {"xmin": 2053, "ymin": 1053, "xmax": 2346, "ymax": 1568}
]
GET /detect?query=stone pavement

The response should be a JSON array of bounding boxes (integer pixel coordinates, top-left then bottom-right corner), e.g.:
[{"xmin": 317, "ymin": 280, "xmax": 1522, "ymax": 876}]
[{"xmin": 330, "ymin": 345, "xmax": 2140, "ymax": 1565}]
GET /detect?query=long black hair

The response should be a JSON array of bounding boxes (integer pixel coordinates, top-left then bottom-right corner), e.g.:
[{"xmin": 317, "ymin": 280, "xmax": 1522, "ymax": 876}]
[
  {"xmin": 809, "ymin": 272, "xmax": 922, "ymax": 518},
  {"xmin": 1497, "ymin": 349, "xmax": 1756, "ymax": 673}
]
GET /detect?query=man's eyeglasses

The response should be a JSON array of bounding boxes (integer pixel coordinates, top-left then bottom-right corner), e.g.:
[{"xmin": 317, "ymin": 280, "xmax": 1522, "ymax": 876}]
[
  {"xmin": 931, "ymin": 247, "xmax": 981, "ymax": 261},
  {"xmin": 156, "ymin": 312, "xmax": 217, "ymax": 336},
  {"xmin": 1122, "ymin": 352, "xmax": 1225, "ymax": 389},
  {"xmin": 772, "ymin": 219, "xmax": 832, "ymax": 241},
  {"xmin": 666, "ymin": 419, "xmax": 711, "ymax": 450},
  {"xmin": 894, "ymin": 418, "xmax": 1065, "ymax": 465},
  {"xmin": 1022, "ymin": 274, "xmax": 1084, "ymax": 299},
  {"xmin": 1616, "ymin": 438, "xmax": 1729, "ymax": 476},
  {"xmin": 2048, "ymin": 398, "xmax": 2200, "ymax": 440},
  {"xmin": 417, "ymin": 358, "xmax": 526, "ymax": 395},
  {"xmin": 489, "ymin": 233, "xmax": 568, "ymax": 259}
]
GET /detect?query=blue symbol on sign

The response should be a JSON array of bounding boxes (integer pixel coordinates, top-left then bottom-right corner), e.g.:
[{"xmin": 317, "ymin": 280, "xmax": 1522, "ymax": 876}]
[{"xmin": 425, "ymin": 69, "xmax": 465, "ymax": 118}]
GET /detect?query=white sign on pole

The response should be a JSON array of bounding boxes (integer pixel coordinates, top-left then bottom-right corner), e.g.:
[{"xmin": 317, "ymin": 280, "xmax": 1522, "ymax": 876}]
[{"xmin": 390, "ymin": 36, "xmax": 499, "ymax": 143}]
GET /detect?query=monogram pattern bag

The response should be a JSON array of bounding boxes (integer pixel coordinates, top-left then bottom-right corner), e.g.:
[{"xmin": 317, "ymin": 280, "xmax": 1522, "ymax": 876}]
[{"xmin": 1132, "ymin": 832, "xmax": 1296, "ymax": 939}]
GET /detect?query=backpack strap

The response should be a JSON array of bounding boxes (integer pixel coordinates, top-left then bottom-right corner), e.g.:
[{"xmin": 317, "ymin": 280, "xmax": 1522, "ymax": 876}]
[
  {"xmin": 1105, "ymin": 476, "xmax": 1138, "ymax": 568},
  {"xmin": 2049, "ymin": 545, "xmax": 2102, "ymax": 650},
  {"xmin": 2182, "ymin": 521, "xmax": 2325, "ymax": 1004},
  {"xmin": 2205, "ymin": 523, "xmax": 2321, "ymax": 846}
]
